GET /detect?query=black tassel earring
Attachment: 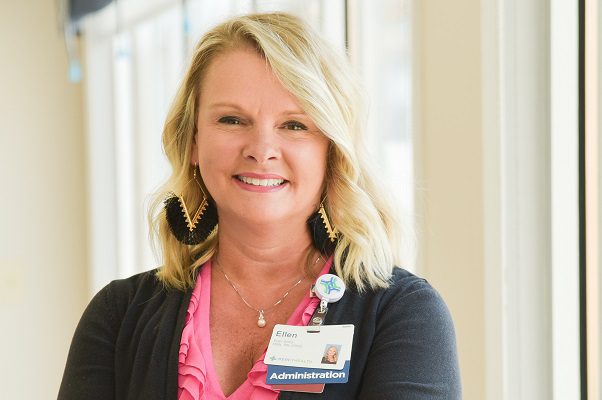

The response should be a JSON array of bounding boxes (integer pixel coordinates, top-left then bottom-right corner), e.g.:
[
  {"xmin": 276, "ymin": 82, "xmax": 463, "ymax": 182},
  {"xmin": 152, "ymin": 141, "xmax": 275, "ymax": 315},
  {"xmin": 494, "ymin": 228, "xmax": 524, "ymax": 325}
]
[
  {"xmin": 307, "ymin": 200, "xmax": 339, "ymax": 255},
  {"xmin": 164, "ymin": 166, "xmax": 218, "ymax": 245}
]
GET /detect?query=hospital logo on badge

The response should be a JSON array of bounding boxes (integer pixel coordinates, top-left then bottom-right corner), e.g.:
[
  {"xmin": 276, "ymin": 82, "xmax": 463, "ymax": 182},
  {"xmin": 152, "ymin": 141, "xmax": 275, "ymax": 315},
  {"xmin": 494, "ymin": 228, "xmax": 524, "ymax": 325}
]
[
  {"xmin": 314, "ymin": 274, "xmax": 346, "ymax": 304},
  {"xmin": 319, "ymin": 276, "xmax": 341, "ymax": 294}
]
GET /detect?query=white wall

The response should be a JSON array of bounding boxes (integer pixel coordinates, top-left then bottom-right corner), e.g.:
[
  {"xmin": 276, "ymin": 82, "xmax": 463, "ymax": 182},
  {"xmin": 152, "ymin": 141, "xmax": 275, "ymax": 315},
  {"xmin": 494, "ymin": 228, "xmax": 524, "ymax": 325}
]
[
  {"xmin": 414, "ymin": 1, "xmax": 485, "ymax": 399},
  {"xmin": 0, "ymin": 1, "xmax": 88, "ymax": 398}
]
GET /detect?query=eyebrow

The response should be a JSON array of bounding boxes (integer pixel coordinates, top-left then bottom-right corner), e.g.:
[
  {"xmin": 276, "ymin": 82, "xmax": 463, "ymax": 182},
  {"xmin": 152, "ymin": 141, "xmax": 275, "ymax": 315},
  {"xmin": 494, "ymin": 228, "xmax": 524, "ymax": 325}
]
[
  {"xmin": 207, "ymin": 102, "xmax": 307, "ymax": 116},
  {"xmin": 206, "ymin": 102, "xmax": 243, "ymax": 110}
]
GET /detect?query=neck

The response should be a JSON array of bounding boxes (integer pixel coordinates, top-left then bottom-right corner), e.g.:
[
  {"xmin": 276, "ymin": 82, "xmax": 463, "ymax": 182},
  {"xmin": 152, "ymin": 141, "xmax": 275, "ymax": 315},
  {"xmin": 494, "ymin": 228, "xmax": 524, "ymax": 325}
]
[{"xmin": 214, "ymin": 215, "xmax": 319, "ymax": 287}]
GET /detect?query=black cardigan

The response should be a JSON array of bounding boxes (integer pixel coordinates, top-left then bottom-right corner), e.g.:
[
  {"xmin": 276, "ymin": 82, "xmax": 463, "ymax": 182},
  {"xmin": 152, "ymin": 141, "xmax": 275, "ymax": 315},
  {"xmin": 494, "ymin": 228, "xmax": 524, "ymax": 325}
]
[{"xmin": 58, "ymin": 266, "xmax": 461, "ymax": 399}]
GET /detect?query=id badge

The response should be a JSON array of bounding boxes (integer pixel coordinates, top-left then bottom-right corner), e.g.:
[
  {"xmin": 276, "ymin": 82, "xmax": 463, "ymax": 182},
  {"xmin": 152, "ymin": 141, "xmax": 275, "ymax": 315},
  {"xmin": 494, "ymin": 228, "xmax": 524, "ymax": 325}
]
[{"xmin": 265, "ymin": 324, "xmax": 354, "ymax": 386}]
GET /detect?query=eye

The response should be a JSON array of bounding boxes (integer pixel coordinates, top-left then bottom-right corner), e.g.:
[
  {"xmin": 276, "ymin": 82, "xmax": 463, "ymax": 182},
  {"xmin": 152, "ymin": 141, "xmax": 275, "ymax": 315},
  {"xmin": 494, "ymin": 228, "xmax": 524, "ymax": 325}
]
[
  {"xmin": 283, "ymin": 120, "xmax": 308, "ymax": 131},
  {"xmin": 218, "ymin": 116, "xmax": 242, "ymax": 125}
]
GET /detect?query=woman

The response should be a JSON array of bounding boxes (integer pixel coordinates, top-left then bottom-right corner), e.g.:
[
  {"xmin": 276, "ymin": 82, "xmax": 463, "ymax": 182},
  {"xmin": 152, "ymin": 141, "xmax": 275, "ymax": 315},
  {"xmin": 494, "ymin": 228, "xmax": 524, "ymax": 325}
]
[
  {"xmin": 321, "ymin": 346, "xmax": 339, "ymax": 365},
  {"xmin": 59, "ymin": 12, "xmax": 460, "ymax": 399}
]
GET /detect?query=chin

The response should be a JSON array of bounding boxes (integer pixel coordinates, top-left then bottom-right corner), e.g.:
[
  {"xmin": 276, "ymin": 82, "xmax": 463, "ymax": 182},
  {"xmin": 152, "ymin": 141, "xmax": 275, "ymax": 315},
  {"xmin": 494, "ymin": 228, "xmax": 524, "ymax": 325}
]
[{"xmin": 241, "ymin": 209, "xmax": 303, "ymax": 227}]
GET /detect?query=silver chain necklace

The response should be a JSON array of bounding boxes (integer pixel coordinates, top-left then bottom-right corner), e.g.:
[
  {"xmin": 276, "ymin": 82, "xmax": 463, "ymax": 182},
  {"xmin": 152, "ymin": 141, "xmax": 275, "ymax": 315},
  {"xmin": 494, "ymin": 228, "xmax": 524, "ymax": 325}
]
[{"xmin": 215, "ymin": 256, "xmax": 321, "ymax": 328}]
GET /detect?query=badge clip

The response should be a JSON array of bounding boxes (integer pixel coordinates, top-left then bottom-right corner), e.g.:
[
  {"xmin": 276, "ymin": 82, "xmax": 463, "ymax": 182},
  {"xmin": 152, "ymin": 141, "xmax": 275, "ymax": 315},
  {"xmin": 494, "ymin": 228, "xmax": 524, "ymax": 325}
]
[{"xmin": 308, "ymin": 274, "xmax": 346, "ymax": 332}]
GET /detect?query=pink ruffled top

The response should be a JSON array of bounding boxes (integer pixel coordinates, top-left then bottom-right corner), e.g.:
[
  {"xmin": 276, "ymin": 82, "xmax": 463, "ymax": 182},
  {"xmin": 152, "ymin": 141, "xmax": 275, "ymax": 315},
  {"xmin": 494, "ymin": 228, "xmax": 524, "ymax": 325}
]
[{"xmin": 177, "ymin": 258, "xmax": 333, "ymax": 400}]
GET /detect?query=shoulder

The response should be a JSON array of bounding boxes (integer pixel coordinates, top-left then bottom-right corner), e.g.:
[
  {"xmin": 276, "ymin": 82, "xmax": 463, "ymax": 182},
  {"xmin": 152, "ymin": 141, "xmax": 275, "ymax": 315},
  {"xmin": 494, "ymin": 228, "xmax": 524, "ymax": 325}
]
[
  {"xmin": 384, "ymin": 266, "xmax": 435, "ymax": 293},
  {"xmin": 386, "ymin": 266, "xmax": 433, "ymax": 295},
  {"xmin": 373, "ymin": 267, "xmax": 459, "ymax": 382},
  {"xmin": 102, "ymin": 268, "xmax": 162, "ymax": 299},
  {"xmin": 384, "ymin": 267, "xmax": 447, "ymax": 306},
  {"xmin": 341, "ymin": 267, "xmax": 447, "ymax": 313},
  {"xmin": 98, "ymin": 268, "xmax": 159, "ymax": 305},
  {"xmin": 337, "ymin": 266, "xmax": 456, "ymax": 343},
  {"xmin": 76, "ymin": 268, "xmax": 190, "ymax": 372},
  {"xmin": 359, "ymin": 268, "xmax": 461, "ymax": 398},
  {"xmin": 60, "ymin": 269, "xmax": 189, "ymax": 399},
  {"xmin": 378, "ymin": 267, "xmax": 454, "ymax": 331},
  {"xmin": 88, "ymin": 268, "xmax": 181, "ymax": 327},
  {"xmin": 331, "ymin": 266, "xmax": 455, "ymax": 337}
]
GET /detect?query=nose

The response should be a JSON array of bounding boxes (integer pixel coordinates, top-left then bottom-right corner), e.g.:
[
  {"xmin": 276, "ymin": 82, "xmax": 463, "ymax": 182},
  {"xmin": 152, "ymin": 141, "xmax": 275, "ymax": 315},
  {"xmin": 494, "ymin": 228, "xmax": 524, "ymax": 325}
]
[{"xmin": 242, "ymin": 124, "xmax": 280, "ymax": 163}]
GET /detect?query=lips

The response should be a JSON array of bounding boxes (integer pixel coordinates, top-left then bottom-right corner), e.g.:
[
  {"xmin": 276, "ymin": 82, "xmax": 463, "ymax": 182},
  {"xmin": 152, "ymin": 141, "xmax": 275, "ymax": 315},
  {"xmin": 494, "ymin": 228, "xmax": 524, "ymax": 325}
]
[{"xmin": 234, "ymin": 174, "xmax": 287, "ymax": 187}]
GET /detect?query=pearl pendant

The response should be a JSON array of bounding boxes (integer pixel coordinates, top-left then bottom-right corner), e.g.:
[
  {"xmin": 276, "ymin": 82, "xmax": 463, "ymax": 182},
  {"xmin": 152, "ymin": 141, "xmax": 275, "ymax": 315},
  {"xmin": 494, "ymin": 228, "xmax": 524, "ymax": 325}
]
[{"xmin": 257, "ymin": 311, "xmax": 266, "ymax": 328}]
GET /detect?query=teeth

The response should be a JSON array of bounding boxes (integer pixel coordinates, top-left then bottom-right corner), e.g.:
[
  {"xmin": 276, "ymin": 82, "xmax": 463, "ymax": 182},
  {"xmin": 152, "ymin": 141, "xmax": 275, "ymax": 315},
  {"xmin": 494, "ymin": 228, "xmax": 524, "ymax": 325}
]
[{"xmin": 237, "ymin": 176, "xmax": 284, "ymax": 187}]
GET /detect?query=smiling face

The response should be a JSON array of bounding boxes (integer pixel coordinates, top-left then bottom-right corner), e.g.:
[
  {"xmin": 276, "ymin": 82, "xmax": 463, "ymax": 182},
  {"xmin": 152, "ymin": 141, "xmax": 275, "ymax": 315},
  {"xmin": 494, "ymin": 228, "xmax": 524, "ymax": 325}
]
[
  {"xmin": 326, "ymin": 346, "xmax": 337, "ymax": 360},
  {"xmin": 191, "ymin": 46, "xmax": 330, "ymax": 229}
]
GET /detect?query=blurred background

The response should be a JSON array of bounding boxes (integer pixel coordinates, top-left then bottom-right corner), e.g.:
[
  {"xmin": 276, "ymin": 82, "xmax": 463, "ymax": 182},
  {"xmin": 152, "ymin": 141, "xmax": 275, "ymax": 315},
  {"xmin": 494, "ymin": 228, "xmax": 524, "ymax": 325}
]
[{"xmin": 0, "ymin": 0, "xmax": 600, "ymax": 399}]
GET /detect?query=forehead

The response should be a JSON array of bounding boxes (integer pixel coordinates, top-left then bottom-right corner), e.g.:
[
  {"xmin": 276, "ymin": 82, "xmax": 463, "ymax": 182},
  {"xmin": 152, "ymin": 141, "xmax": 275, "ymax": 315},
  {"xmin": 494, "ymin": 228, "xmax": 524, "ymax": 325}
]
[
  {"xmin": 198, "ymin": 47, "xmax": 303, "ymax": 112},
  {"xmin": 203, "ymin": 46, "xmax": 270, "ymax": 81}
]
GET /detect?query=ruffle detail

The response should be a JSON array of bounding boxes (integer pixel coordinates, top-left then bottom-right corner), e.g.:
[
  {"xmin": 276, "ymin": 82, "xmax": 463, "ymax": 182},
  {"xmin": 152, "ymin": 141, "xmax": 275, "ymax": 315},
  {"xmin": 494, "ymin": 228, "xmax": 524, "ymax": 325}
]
[
  {"xmin": 246, "ymin": 296, "xmax": 321, "ymax": 398},
  {"xmin": 178, "ymin": 257, "xmax": 331, "ymax": 400},
  {"xmin": 247, "ymin": 352, "xmax": 278, "ymax": 397},
  {"xmin": 178, "ymin": 289, "xmax": 208, "ymax": 400},
  {"xmin": 301, "ymin": 297, "xmax": 320, "ymax": 326}
]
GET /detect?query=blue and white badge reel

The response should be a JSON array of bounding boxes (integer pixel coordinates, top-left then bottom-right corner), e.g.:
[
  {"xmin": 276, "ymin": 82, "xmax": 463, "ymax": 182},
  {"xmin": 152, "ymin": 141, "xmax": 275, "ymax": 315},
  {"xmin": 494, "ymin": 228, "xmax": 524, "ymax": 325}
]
[{"xmin": 314, "ymin": 273, "xmax": 346, "ymax": 311}]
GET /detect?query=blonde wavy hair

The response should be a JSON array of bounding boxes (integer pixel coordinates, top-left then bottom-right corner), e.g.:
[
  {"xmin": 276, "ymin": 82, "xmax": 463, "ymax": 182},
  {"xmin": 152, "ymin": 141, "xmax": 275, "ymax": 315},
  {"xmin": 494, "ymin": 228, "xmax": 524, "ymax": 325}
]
[{"xmin": 150, "ymin": 12, "xmax": 403, "ymax": 291}]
